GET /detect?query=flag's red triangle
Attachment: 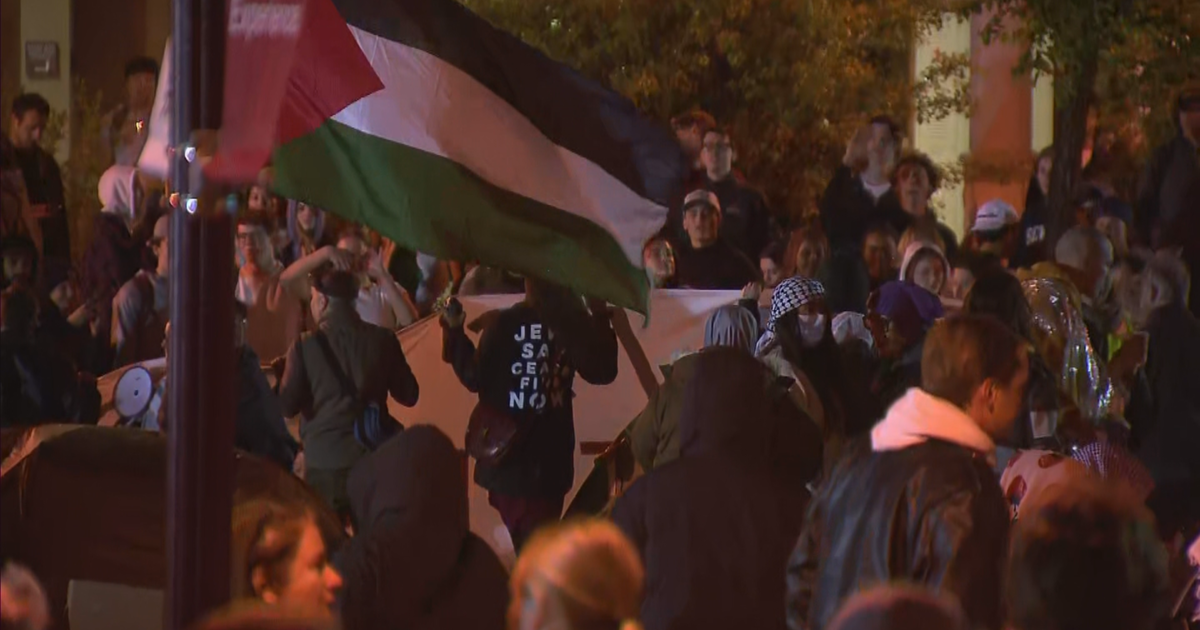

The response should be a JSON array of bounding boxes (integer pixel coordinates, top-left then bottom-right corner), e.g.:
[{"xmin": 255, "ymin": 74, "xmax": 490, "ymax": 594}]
[{"xmin": 276, "ymin": 0, "xmax": 383, "ymax": 146}]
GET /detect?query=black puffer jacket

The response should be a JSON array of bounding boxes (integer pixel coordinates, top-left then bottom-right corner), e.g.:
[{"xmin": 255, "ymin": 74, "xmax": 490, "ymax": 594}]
[
  {"xmin": 338, "ymin": 425, "xmax": 509, "ymax": 630},
  {"xmin": 786, "ymin": 437, "xmax": 1008, "ymax": 630}
]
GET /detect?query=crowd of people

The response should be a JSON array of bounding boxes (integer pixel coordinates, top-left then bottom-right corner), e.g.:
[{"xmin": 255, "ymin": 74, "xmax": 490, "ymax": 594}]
[{"xmin": 1, "ymin": 52, "xmax": 1200, "ymax": 630}]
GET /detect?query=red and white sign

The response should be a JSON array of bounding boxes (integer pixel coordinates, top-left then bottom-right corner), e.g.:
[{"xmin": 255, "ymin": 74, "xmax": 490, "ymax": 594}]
[{"xmin": 205, "ymin": 0, "xmax": 308, "ymax": 183}]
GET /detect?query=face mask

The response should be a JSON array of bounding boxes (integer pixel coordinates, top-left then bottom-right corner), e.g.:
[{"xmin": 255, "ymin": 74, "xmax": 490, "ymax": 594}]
[{"xmin": 797, "ymin": 312, "xmax": 827, "ymax": 348}]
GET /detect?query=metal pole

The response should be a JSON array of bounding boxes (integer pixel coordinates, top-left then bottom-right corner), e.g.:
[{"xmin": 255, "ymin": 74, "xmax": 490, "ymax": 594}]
[{"xmin": 166, "ymin": 0, "xmax": 234, "ymax": 625}]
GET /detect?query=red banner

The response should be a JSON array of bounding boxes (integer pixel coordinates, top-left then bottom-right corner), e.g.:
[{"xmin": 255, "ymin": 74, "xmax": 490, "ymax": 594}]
[{"xmin": 205, "ymin": 0, "xmax": 308, "ymax": 183}]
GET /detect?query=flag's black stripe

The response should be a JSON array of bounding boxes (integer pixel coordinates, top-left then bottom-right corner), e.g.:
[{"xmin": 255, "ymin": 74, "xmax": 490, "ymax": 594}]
[{"xmin": 333, "ymin": 0, "xmax": 687, "ymax": 207}]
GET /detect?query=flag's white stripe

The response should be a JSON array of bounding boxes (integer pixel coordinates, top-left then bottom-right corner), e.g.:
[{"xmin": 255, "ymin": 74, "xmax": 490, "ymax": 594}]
[{"xmin": 332, "ymin": 27, "xmax": 663, "ymax": 267}]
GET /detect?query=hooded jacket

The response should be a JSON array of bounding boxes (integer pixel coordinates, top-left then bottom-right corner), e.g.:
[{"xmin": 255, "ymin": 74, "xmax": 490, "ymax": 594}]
[
  {"xmin": 1014, "ymin": 175, "xmax": 1050, "ymax": 269},
  {"xmin": 613, "ymin": 348, "xmax": 821, "ymax": 630},
  {"xmin": 81, "ymin": 167, "xmax": 142, "ymax": 354},
  {"xmin": 898, "ymin": 241, "xmax": 950, "ymax": 293},
  {"xmin": 787, "ymin": 389, "xmax": 1009, "ymax": 630},
  {"xmin": 339, "ymin": 425, "xmax": 509, "ymax": 630},
  {"xmin": 628, "ymin": 306, "xmax": 760, "ymax": 471}
]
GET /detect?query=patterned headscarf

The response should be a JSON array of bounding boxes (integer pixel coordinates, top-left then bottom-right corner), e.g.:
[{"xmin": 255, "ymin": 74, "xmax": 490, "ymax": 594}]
[
  {"xmin": 756, "ymin": 276, "xmax": 826, "ymax": 357},
  {"xmin": 767, "ymin": 276, "xmax": 826, "ymax": 333}
]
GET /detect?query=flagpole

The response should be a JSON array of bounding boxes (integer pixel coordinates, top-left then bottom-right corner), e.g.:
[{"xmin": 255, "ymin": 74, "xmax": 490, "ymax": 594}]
[{"xmin": 165, "ymin": 0, "xmax": 235, "ymax": 625}]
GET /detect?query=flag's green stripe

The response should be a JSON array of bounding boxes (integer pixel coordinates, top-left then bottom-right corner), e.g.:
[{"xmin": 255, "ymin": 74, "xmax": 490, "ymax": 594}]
[{"xmin": 272, "ymin": 119, "xmax": 650, "ymax": 312}]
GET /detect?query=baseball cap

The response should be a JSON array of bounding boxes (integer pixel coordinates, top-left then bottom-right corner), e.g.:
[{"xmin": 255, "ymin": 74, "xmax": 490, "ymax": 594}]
[
  {"xmin": 683, "ymin": 189, "xmax": 720, "ymax": 213},
  {"xmin": 312, "ymin": 268, "xmax": 359, "ymax": 300},
  {"xmin": 971, "ymin": 199, "xmax": 1018, "ymax": 234}
]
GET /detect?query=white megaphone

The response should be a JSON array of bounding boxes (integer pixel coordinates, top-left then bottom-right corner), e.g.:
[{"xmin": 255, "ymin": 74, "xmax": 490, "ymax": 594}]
[{"xmin": 113, "ymin": 366, "xmax": 155, "ymax": 420}]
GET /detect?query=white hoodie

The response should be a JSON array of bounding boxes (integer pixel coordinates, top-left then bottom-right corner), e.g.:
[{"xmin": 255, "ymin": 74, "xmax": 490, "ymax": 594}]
[
  {"xmin": 870, "ymin": 388, "xmax": 995, "ymax": 461},
  {"xmin": 97, "ymin": 165, "xmax": 139, "ymax": 226}
]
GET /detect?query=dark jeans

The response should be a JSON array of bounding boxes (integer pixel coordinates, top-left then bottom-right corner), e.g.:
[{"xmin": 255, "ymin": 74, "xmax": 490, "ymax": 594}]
[
  {"xmin": 488, "ymin": 492, "xmax": 564, "ymax": 553},
  {"xmin": 307, "ymin": 466, "xmax": 352, "ymax": 522}
]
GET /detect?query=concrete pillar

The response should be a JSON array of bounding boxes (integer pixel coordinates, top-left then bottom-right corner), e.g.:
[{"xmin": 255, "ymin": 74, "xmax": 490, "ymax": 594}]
[
  {"xmin": 19, "ymin": 0, "xmax": 71, "ymax": 161},
  {"xmin": 913, "ymin": 15, "xmax": 972, "ymax": 239},
  {"xmin": 966, "ymin": 8, "xmax": 1033, "ymax": 222},
  {"xmin": 1031, "ymin": 71, "xmax": 1055, "ymax": 155}
]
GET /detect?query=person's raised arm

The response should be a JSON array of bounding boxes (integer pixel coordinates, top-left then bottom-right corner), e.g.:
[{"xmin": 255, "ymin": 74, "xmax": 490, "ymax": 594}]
[
  {"xmin": 552, "ymin": 294, "xmax": 618, "ymax": 386},
  {"xmin": 383, "ymin": 334, "xmax": 419, "ymax": 407},
  {"xmin": 279, "ymin": 245, "xmax": 353, "ymax": 301},
  {"xmin": 367, "ymin": 251, "xmax": 418, "ymax": 328},
  {"xmin": 440, "ymin": 298, "xmax": 481, "ymax": 392}
]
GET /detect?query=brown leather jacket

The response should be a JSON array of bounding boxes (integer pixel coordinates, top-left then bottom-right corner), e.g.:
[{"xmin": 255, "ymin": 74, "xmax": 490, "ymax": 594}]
[{"xmin": 786, "ymin": 437, "xmax": 1009, "ymax": 630}]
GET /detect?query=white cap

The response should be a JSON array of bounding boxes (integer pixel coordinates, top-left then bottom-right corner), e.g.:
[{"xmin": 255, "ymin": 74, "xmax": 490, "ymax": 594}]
[
  {"xmin": 683, "ymin": 189, "xmax": 720, "ymax": 213},
  {"xmin": 971, "ymin": 199, "xmax": 1018, "ymax": 233}
]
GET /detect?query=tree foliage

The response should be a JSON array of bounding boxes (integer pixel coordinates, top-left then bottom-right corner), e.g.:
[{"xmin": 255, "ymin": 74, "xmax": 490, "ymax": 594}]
[
  {"xmin": 955, "ymin": 0, "xmax": 1200, "ymax": 243},
  {"xmin": 39, "ymin": 79, "xmax": 109, "ymax": 261},
  {"xmin": 462, "ymin": 0, "xmax": 952, "ymax": 223}
]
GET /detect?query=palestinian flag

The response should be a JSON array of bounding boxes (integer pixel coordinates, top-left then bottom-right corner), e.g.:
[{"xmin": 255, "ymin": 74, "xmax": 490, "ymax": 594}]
[{"xmin": 272, "ymin": 0, "xmax": 688, "ymax": 312}]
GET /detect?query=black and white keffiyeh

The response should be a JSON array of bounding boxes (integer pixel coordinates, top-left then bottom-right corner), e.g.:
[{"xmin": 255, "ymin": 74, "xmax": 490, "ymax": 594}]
[
  {"xmin": 767, "ymin": 277, "xmax": 826, "ymax": 332},
  {"xmin": 755, "ymin": 276, "xmax": 826, "ymax": 357}
]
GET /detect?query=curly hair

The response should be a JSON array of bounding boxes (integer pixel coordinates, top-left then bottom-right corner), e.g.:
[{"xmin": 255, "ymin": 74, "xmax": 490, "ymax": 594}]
[{"xmin": 891, "ymin": 151, "xmax": 942, "ymax": 193}]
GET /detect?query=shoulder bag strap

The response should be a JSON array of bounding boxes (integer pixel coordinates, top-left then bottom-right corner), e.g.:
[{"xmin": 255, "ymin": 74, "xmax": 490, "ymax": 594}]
[{"xmin": 312, "ymin": 331, "xmax": 363, "ymax": 410}]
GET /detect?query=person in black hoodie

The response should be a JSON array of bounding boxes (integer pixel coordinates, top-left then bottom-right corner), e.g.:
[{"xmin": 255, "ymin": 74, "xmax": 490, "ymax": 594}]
[
  {"xmin": 612, "ymin": 346, "xmax": 821, "ymax": 630},
  {"xmin": 1014, "ymin": 146, "xmax": 1054, "ymax": 269},
  {"xmin": 338, "ymin": 425, "xmax": 509, "ymax": 630},
  {"xmin": 441, "ymin": 279, "xmax": 618, "ymax": 551}
]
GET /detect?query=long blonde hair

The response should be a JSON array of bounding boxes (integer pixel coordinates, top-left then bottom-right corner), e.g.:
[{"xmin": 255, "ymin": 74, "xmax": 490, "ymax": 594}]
[{"xmin": 509, "ymin": 520, "xmax": 644, "ymax": 630}]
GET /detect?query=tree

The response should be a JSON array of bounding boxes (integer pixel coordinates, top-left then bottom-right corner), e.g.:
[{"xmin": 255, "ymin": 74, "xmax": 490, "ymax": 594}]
[
  {"xmin": 956, "ymin": 0, "xmax": 1200, "ymax": 246},
  {"xmin": 462, "ymin": 0, "xmax": 951, "ymax": 224}
]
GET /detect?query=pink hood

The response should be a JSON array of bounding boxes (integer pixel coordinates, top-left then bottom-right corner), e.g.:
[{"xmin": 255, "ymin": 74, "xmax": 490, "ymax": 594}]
[{"xmin": 871, "ymin": 388, "xmax": 995, "ymax": 460}]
